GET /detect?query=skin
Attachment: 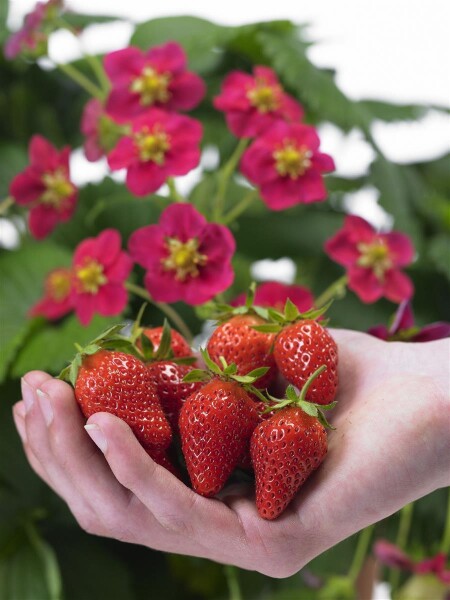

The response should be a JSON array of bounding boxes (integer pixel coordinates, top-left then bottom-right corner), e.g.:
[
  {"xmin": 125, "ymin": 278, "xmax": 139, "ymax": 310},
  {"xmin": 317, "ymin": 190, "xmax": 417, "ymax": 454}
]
[{"xmin": 12, "ymin": 330, "xmax": 450, "ymax": 578}]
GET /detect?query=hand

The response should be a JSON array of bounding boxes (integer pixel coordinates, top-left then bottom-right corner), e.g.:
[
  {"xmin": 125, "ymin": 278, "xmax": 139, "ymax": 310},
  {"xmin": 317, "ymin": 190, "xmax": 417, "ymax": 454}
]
[{"xmin": 12, "ymin": 330, "xmax": 450, "ymax": 578}]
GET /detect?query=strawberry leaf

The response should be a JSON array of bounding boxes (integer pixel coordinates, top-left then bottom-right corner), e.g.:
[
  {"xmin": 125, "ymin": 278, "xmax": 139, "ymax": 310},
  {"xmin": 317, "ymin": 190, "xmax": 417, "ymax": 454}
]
[
  {"xmin": 284, "ymin": 298, "xmax": 300, "ymax": 321},
  {"xmin": 182, "ymin": 369, "xmax": 210, "ymax": 383},
  {"xmin": 252, "ymin": 324, "xmax": 282, "ymax": 333},
  {"xmin": 245, "ymin": 366, "xmax": 270, "ymax": 379}
]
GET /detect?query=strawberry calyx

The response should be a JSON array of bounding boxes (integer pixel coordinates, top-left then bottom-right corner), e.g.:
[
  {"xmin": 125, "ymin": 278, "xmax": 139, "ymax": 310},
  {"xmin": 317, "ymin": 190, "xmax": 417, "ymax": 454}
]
[
  {"xmin": 58, "ymin": 323, "xmax": 139, "ymax": 386},
  {"xmin": 264, "ymin": 365, "xmax": 337, "ymax": 429},
  {"xmin": 196, "ymin": 282, "xmax": 271, "ymax": 323},
  {"xmin": 182, "ymin": 348, "xmax": 269, "ymax": 402},
  {"xmin": 252, "ymin": 298, "xmax": 333, "ymax": 334},
  {"xmin": 130, "ymin": 305, "xmax": 195, "ymax": 365}
]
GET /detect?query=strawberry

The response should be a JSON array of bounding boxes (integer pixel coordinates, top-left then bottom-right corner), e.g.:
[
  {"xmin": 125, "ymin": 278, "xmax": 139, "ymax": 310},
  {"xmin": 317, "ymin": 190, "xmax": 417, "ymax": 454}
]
[
  {"xmin": 179, "ymin": 379, "xmax": 260, "ymax": 497},
  {"xmin": 143, "ymin": 326, "xmax": 192, "ymax": 358},
  {"xmin": 274, "ymin": 319, "xmax": 338, "ymax": 404},
  {"xmin": 251, "ymin": 366, "xmax": 335, "ymax": 520},
  {"xmin": 178, "ymin": 350, "xmax": 268, "ymax": 497},
  {"xmin": 75, "ymin": 349, "xmax": 172, "ymax": 454},
  {"xmin": 207, "ymin": 314, "xmax": 276, "ymax": 389},
  {"xmin": 147, "ymin": 361, "xmax": 202, "ymax": 432}
]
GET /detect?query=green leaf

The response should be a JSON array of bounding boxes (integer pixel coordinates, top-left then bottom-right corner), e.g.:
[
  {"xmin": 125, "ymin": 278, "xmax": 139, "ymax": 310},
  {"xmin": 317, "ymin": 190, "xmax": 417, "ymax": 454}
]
[
  {"xmin": 0, "ymin": 525, "xmax": 62, "ymax": 600},
  {"xmin": 0, "ymin": 241, "xmax": 71, "ymax": 383},
  {"xmin": 12, "ymin": 314, "xmax": 119, "ymax": 378},
  {"xmin": 182, "ymin": 369, "xmax": 210, "ymax": 383},
  {"xmin": 358, "ymin": 99, "xmax": 445, "ymax": 123},
  {"xmin": 245, "ymin": 366, "xmax": 269, "ymax": 379},
  {"xmin": 62, "ymin": 12, "xmax": 121, "ymax": 29},
  {"xmin": 200, "ymin": 348, "xmax": 223, "ymax": 375},
  {"xmin": 0, "ymin": 143, "xmax": 28, "ymax": 197},
  {"xmin": 252, "ymin": 324, "xmax": 282, "ymax": 333},
  {"xmin": 428, "ymin": 234, "xmax": 450, "ymax": 281},
  {"xmin": 258, "ymin": 29, "xmax": 359, "ymax": 131},
  {"xmin": 131, "ymin": 16, "xmax": 233, "ymax": 75}
]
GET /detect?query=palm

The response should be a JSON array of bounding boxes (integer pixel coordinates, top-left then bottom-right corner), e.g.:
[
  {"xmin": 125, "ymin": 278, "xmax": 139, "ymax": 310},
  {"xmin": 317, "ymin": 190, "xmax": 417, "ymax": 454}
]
[{"xmin": 13, "ymin": 331, "xmax": 450, "ymax": 577}]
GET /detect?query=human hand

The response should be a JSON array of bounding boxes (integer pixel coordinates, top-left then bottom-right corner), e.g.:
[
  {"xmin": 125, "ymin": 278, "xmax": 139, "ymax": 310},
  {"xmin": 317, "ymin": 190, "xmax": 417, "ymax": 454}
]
[{"xmin": 12, "ymin": 330, "xmax": 450, "ymax": 577}]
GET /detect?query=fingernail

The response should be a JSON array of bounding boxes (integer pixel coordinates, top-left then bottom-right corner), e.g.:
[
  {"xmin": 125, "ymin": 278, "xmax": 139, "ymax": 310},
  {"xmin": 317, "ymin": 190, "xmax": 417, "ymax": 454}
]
[
  {"xmin": 21, "ymin": 378, "xmax": 35, "ymax": 413},
  {"xmin": 85, "ymin": 424, "xmax": 107, "ymax": 453},
  {"xmin": 36, "ymin": 389, "xmax": 53, "ymax": 426},
  {"xmin": 13, "ymin": 408, "xmax": 27, "ymax": 443}
]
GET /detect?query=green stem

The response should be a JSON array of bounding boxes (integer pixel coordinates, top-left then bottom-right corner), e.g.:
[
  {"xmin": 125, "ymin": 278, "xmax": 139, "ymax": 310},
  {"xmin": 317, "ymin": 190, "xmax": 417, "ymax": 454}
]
[
  {"xmin": 299, "ymin": 365, "xmax": 327, "ymax": 402},
  {"xmin": 222, "ymin": 189, "xmax": 257, "ymax": 225},
  {"xmin": 348, "ymin": 525, "xmax": 375, "ymax": 583},
  {"xmin": 315, "ymin": 274, "xmax": 348, "ymax": 308},
  {"xmin": 224, "ymin": 565, "xmax": 242, "ymax": 600},
  {"xmin": 166, "ymin": 178, "xmax": 185, "ymax": 202},
  {"xmin": 55, "ymin": 62, "xmax": 104, "ymax": 98},
  {"xmin": 440, "ymin": 490, "xmax": 450, "ymax": 554},
  {"xmin": 214, "ymin": 138, "xmax": 249, "ymax": 221},
  {"xmin": 0, "ymin": 196, "xmax": 14, "ymax": 216},
  {"xmin": 125, "ymin": 282, "xmax": 193, "ymax": 342},
  {"xmin": 389, "ymin": 503, "xmax": 414, "ymax": 592}
]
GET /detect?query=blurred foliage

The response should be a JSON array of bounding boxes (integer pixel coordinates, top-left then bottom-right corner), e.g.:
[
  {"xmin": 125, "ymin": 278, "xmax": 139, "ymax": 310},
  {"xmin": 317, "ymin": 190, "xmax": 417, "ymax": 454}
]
[{"xmin": 0, "ymin": 7, "xmax": 449, "ymax": 600}]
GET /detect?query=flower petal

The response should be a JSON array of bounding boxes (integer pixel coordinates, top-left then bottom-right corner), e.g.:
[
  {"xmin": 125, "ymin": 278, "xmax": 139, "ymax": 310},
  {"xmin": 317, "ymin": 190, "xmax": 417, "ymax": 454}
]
[
  {"xmin": 146, "ymin": 42, "xmax": 186, "ymax": 75},
  {"xmin": 159, "ymin": 203, "xmax": 207, "ymax": 241},
  {"xmin": 97, "ymin": 283, "xmax": 128, "ymax": 316},
  {"xmin": 383, "ymin": 269, "xmax": 414, "ymax": 303},
  {"xmin": 107, "ymin": 137, "xmax": 137, "ymax": 170},
  {"xmin": 126, "ymin": 162, "xmax": 167, "ymax": 196},
  {"xmin": 28, "ymin": 205, "xmax": 60, "ymax": 239},
  {"xmin": 10, "ymin": 169, "xmax": 45, "ymax": 205},
  {"xmin": 168, "ymin": 72, "xmax": 206, "ymax": 111},
  {"xmin": 128, "ymin": 225, "xmax": 166, "ymax": 269},
  {"xmin": 104, "ymin": 47, "xmax": 146, "ymax": 85},
  {"xmin": 347, "ymin": 266, "xmax": 384, "ymax": 303},
  {"xmin": 385, "ymin": 232, "xmax": 415, "ymax": 267}
]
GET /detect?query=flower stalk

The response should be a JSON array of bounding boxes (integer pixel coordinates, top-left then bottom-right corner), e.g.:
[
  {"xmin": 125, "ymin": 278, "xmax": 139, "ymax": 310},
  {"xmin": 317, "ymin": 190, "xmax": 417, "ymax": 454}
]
[{"xmin": 214, "ymin": 138, "xmax": 249, "ymax": 221}]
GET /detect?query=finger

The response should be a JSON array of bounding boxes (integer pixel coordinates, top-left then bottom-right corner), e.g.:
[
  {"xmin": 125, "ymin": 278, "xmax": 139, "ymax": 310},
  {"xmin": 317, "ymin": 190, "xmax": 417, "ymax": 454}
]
[
  {"xmin": 22, "ymin": 375, "xmax": 97, "ymax": 524},
  {"xmin": 37, "ymin": 377, "xmax": 133, "ymax": 525},
  {"xmin": 86, "ymin": 412, "xmax": 247, "ymax": 560},
  {"xmin": 13, "ymin": 401, "xmax": 54, "ymax": 489}
]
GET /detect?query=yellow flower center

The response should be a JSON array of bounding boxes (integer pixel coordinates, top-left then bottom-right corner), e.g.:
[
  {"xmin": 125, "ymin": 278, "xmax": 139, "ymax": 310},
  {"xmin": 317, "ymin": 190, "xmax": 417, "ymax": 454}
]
[
  {"xmin": 131, "ymin": 66, "xmax": 171, "ymax": 106},
  {"xmin": 247, "ymin": 81, "xmax": 280, "ymax": 113},
  {"xmin": 41, "ymin": 170, "xmax": 73, "ymax": 207},
  {"xmin": 76, "ymin": 259, "xmax": 108, "ymax": 294},
  {"xmin": 135, "ymin": 127, "xmax": 170, "ymax": 164},
  {"xmin": 48, "ymin": 270, "xmax": 72, "ymax": 301},
  {"xmin": 161, "ymin": 237, "xmax": 208, "ymax": 281},
  {"xmin": 273, "ymin": 142, "xmax": 312, "ymax": 179},
  {"xmin": 357, "ymin": 239, "xmax": 393, "ymax": 280}
]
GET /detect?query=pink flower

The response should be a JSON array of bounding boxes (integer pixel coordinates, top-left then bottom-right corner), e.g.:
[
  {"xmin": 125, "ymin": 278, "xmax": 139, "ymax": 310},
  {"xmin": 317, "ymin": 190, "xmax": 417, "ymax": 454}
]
[
  {"xmin": 107, "ymin": 109, "xmax": 202, "ymax": 196},
  {"xmin": 9, "ymin": 135, "xmax": 78, "ymax": 239},
  {"xmin": 104, "ymin": 42, "xmax": 206, "ymax": 122},
  {"xmin": 374, "ymin": 540, "xmax": 450, "ymax": 584},
  {"xmin": 4, "ymin": 0, "xmax": 62, "ymax": 60},
  {"xmin": 129, "ymin": 204, "xmax": 235, "ymax": 305},
  {"xmin": 81, "ymin": 99, "xmax": 125, "ymax": 162},
  {"xmin": 214, "ymin": 66, "xmax": 304, "ymax": 138},
  {"xmin": 240, "ymin": 122, "xmax": 335, "ymax": 210},
  {"xmin": 325, "ymin": 215, "xmax": 415, "ymax": 304},
  {"xmin": 232, "ymin": 281, "xmax": 314, "ymax": 312},
  {"xmin": 71, "ymin": 229, "xmax": 133, "ymax": 326},
  {"xmin": 368, "ymin": 301, "xmax": 450, "ymax": 342},
  {"xmin": 29, "ymin": 267, "xmax": 73, "ymax": 320}
]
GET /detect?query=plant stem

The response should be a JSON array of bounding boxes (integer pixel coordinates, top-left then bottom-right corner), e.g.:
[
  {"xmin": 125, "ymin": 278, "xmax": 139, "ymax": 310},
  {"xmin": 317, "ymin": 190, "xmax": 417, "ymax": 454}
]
[
  {"xmin": 84, "ymin": 53, "xmax": 110, "ymax": 95},
  {"xmin": 224, "ymin": 565, "xmax": 242, "ymax": 600},
  {"xmin": 389, "ymin": 502, "xmax": 414, "ymax": 592},
  {"xmin": 0, "ymin": 196, "xmax": 14, "ymax": 216},
  {"xmin": 166, "ymin": 178, "xmax": 184, "ymax": 202},
  {"xmin": 315, "ymin": 274, "xmax": 348, "ymax": 308},
  {"xmin": 348, "ymin": 525, "xmax": 375, "ymax": 583},
  {"xmin": 55, "ymin": 62, "xmax": 104, "ymax": 98},
  {"xmin": 125, "ymin": 282, "xmax": 193, "ymax": 341},
  {"xmin": 222, "ymin": 189, "xmax": 257, "ymax": 225},
  {"xmin": 440, "ymin": 490, "xmax": 450, "ymax": 554},
  {"xmin": 214, "ymin": 138, "xmax": 249, "ymax": 221}
]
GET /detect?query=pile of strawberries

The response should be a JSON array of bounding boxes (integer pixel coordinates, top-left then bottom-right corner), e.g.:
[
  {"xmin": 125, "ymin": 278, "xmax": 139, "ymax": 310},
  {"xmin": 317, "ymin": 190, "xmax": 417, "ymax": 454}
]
[{"xmin": 61, "ymin": 297, "xmax": 339, "ymax": 520}]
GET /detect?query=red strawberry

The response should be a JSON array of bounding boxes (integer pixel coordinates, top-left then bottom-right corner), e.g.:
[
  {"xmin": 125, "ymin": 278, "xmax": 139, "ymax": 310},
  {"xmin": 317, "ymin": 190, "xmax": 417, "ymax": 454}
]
[
  {"xmin": 207, "ymin": 315, "xmax": 276, "ymax": 389},
  {"xmin": 251, "ymin": 406, "xmax": 328, "ymax": 520},
  {"xmin": 75, "ymin": 349, "xmax": 172, "ymax": 453},
  {"xmin": 143, "ymin": 326, "xmax": 192, "ymax": 358},
  {"xmin": 179, "ymin": 379, "xmax": 260, "ymax": 497},
  {"xmin": 147, "ymin": 361, "xmax": 203, "ymax": 432},
  {"xmin": 250, "ymin": 366, "xmax": 334, "ymax": 519},
  {"xmin": 274, "ymin": 319, "xmax": 338, "ymax": 404},
  {"xmin": 150, "ymin": 448, "xmax": 183, "ymax": 480}
]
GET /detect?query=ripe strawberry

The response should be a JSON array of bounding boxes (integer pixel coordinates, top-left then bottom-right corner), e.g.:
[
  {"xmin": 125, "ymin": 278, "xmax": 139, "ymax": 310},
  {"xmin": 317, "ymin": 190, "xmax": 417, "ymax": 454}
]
[
  {"xmin": 143, "ymin": 326, "xmax": 192, "ymax": 358},
  {"xmin": 274, "ymin": 319, "xmax": 338, "ymax": 404},
  {"xmin": 179, "ymin": 379, "xmax": 260, "ymax": 497},
  {"xmin": 251, "ymin": 366, "xmax": 334, "ymax": 520},
  {"xmin": 207, "ymin": 315, "xmax": 276, "ymax": 389},
  {"xmin": 147, "ymin": 361, "xmax": 202, "ymax": 432},
  {"xmin": 75, "ymin": 349, "xmax": 172, "ymax": 453}
]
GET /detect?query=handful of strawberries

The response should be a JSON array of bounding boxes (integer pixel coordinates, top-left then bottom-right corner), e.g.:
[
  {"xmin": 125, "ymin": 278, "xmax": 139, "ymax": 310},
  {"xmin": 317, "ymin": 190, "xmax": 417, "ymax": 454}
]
[{"xmin": 60, "ymin": 295, "xmax": 339, "ymax": 520}]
